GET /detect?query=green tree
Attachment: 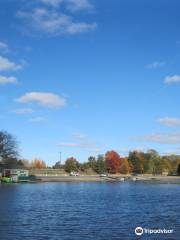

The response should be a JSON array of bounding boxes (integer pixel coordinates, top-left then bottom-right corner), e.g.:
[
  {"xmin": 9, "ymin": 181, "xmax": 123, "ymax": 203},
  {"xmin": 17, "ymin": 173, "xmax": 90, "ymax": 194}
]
[
  {"xmin": 95, "ymin": 155, "xmax": 106, "ymax": 174},
  {"xmin": 177, "ymin": 163, "xmax": 180, "ymax": 176},
  {"xmin": 78, "ymin": 162, "xmax": 90, "ymax": 172},
  {"xmin": 167, "ymin": 155, "xmax": 180, "ymax": 174},
  {"xmin": 65, "ymin": 157, "xmax": 79, "ymax": 173},
  {"xmin": 88, "ymin": 156, "xmax": 97, "ymax": 171},
  {"xmin": 128, "ymin": 151, "xmax": 145, "ymax": 174},
  {"xmin": 53, "ymin": 161, "xmax": 62, "ymax": 169},
  {"xmin": 145, "ymin": 150, "xmax": 161, "ymax": 174}
]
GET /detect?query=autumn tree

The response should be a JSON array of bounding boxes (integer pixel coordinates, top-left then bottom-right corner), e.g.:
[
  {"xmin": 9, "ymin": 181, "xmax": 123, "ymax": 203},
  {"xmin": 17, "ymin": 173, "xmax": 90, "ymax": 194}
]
[
  {"xmin": 31, "ymin": 159, "xmax": 46, "ymax": 169},
  {"xmin": 65, "ymin": 157, "xmax": 79, "ymax": 173},
  {"xmin": 120, "ymin": 158, "xmax": 131, "ymax": 174},
  {"xmin": 105, "ymin": 150, "xmax": 121, "ymax": 174}
]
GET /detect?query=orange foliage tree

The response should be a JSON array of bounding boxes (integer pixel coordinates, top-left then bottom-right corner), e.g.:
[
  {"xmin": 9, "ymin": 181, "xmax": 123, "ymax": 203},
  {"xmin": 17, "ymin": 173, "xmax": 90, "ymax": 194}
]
[
  {"xmin": 120, "ymin": 158, "xmax": 131, "ymax": 174},
  {"xmin": 31, "ymin": 158, "xmax": 46, "ymax": 169},
  {"xmin": 105, "ymin": 150, "xmax": 122, "ymax": 174}
]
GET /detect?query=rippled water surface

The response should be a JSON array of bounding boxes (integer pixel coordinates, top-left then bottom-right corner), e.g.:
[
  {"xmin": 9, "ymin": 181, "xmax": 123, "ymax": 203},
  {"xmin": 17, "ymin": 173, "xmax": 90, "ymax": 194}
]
[{"xmin": 0, "ymin": 182, "xmax": 180, "ymax": 240}]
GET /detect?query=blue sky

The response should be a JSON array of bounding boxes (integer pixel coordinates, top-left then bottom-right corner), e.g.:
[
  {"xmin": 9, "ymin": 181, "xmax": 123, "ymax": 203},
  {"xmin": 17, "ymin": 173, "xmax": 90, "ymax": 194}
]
[{"xmin": 0, "ymin": 0, "xmax": 180, "ymax": 165}]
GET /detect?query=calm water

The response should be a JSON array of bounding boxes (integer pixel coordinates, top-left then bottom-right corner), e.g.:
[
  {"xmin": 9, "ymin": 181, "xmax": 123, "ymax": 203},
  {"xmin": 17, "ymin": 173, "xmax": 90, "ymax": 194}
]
[{"xmin": 0, "ymin": 182, "xmax": 180, "ymax": 240}]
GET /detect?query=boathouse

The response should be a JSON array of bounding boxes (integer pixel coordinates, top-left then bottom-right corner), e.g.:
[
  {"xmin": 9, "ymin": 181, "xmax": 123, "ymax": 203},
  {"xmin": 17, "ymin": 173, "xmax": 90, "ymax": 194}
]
[{"xmin": 3, "ymin": 169, "xmax": 29, "ymax": 182}]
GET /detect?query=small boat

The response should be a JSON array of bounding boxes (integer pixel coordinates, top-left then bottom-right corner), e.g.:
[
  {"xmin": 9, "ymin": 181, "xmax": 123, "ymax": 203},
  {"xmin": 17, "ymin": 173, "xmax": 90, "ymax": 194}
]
[
  {"xmin": 1, "ymin": 177, "xmax": 13, "ymax": 183},
  {"xmin": 120, "ymin": 177, "xmax": 125, "ymax": 181}
]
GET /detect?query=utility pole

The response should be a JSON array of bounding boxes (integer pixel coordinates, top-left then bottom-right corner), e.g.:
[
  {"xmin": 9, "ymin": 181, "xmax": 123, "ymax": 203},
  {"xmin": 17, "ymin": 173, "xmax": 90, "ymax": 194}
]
[{"xmin": 59, "ymin": 152, "xmax": 62, "ymax": 165}]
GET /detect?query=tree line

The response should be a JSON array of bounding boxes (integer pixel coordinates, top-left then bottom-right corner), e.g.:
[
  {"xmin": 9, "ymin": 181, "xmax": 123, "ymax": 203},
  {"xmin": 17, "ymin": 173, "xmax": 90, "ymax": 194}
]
[
  {"xmin": 61, "ymin": 150, "xmax": 180, "ymax": 175},
  {"xmin": 0, "ymin": 130, "xmax": 180, "ymax": 175}
]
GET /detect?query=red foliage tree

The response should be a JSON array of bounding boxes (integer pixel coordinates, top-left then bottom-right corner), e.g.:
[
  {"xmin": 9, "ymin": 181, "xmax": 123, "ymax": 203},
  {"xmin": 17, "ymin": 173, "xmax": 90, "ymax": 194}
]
[{"xmin": 105, "ymin": 150, "xmax": 122, "ymax": 174}]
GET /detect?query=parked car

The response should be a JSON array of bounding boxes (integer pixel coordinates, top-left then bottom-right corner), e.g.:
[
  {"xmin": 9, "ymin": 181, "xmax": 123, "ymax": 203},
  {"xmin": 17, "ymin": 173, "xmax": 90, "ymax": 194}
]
[
  {"xmin": 100, "ymin": 173, "xmax": 108, "ymax": 177},
  {"xmin": 69, "ymin": 172, "xmax": 79, "ymax": 176}
]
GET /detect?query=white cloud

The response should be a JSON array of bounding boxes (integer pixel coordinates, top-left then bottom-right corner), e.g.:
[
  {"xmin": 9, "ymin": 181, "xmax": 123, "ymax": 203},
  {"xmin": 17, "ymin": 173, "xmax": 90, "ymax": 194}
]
[
  {"xmin": 0, "ymin": 76, "xmax": 18, "ymax": 85},
  {"xmin": 16, "ymin": 92, "xmax": 66, "ymax": 108},
  {"xmin": 141, "ymin": 133, "xmax": 180, "ymax": 144},
  {"xmin": 13, "ymin": 108, "xmax": 34, "ymax": 114},
  {"xmin": 59, "ymin": 131, "xmax": 101, "ymax": 152},
  {"xmin": 58, "ymin": 141, "xmax": 101, "ymax": 152},
  {"xmin": 67, "ymin": 22, "xmax": 96, "ymax": 34},
  {"xmin": 158, "ymin": 117, "xmax": 180, "ymax": 127},
  {"xmin": 0, "ymin": 56, "xmax": 23, "ymax": 71},
  {"xmin": 146, "ymin": 61, "xmax": 165, "ymax": 69},
  {"xmin": 59, "ymin": 142, "xmax": 82, "ymax": 148},
  {"xmin": 0, "ymin": 42, "xmax": 9, "ymax": 52},
  {"xmin": 17, "ymin": 4, "xmax": 96, "ymax": 35},
  {"xmin": 38, "ymin": 0, "xmax": 93, "ymax": 11},
  {"xmin": 67, "ymin": 0, "xmax": 93, "ymax": 12},
  {"xmin": 29, "ymin": 116, "xmax": 46, "ymax": 122},
  {"xmin": 39, "ymin": 0, "xmax": 63, "ymax": 7},
  {"xmin": 164, "ymin": 75, "xmax": 180, "ymax": 84},
  {"xmin": 72, "ymin": 132, "xmax": 87, "ymax": 140},
  {"xmin": 161, "ymin": 147, "xmax": 180, "ymax": 155}
]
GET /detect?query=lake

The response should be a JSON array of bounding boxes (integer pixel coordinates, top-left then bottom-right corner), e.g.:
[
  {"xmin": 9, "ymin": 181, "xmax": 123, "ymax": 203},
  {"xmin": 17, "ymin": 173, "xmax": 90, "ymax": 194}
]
[{"xmin": 0, "ymin": 182, "xmax": 180, "ymax": 240}]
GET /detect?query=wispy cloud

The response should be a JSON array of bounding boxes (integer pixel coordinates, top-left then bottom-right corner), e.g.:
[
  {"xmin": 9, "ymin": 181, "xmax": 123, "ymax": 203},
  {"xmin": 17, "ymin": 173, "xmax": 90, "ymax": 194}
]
[
  {"xmin": 158, "ymin": 117, "xmax": 180, "ymax": 127},
  {"xmin": 16, "ymin": 92, "xmax": 67, "ymax": 108},
  {"xmin": 58, "ymin": 131, "xmax": 101, "ymax": 152},
  {"xmin": 0, "ymin": 41, "xmax": 9, "ymax": 52},
  {"xmin": 0, "ymin": 56, "xmax": 23, "ymax": 71},
  {"xmin": 38, "ymin": 0, "xmax": 93, "ymax": 11},
  {"xmin": 13, "ymin": 108, "xmax": 34, "ymax": 114},
  {"xmin": 146, "ymin": 61, "xmax": 165, "ymax": 69},
  {"xmin": 139, "ymin": 133, "xmax": 180, "ymax": 144},
  {"xmin": 58, "ymin": 142, "xmax": 101, "ymax": 152},
  {"xmin": 72, "ymin": 132, "xmax": 87, "ymax": 140},
  {"xmin": 59, "ymin": 142, "xmax": 83, "ymax": 148},
  {"xmin": 17, "ymin": 0, "xmax": 96, "ymax": 36},
  {"xmin": 161, "ymin": 147, "xmax": 180, "ymax": 155},
  {"xmin": 164, "ymin": 75, "xmax": 180, "ymax": 84},
  {"xmin": 17, "ymin": 8, "xmax": 96, "ymax": 35},
  {"xmin": 66, "ymin": 0, "xmax": 94, "ymax": 12},
  {"xmin": 29, "ymin": 116, "xmax": 46, "ymax": 122},
  {"xmin": 39, "ymin": 0, "xmax": 63, "ymax": 7},
  {"xmin": 0, "ymin": 76, "xmax": 18, "ymax": 85}
]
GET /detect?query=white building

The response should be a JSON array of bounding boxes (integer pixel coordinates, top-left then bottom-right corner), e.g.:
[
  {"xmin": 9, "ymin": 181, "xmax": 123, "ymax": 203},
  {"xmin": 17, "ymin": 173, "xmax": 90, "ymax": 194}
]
[{"xmin": 3, "ymin": 169, "xmax": 29, "ymax": 182}]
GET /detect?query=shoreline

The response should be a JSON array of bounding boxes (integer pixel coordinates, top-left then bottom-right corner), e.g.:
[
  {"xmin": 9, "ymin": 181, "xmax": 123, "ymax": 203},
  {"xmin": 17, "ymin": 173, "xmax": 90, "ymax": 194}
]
[
  {"xmin": 1, "ymin": 175, "xmax": 180, "ymax": 184},
  {"xmin": 37, "ymin": 175, "xmax": 180, "ymax": 184}
]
